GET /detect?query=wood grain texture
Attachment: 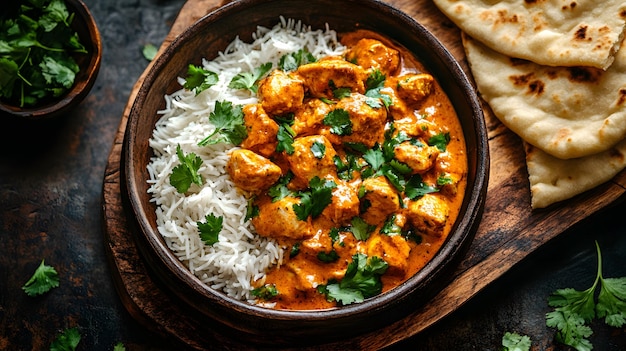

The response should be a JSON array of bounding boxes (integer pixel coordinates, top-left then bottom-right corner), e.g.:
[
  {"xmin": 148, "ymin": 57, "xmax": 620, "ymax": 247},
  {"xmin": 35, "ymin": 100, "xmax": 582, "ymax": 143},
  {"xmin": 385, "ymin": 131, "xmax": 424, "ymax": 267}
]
[{"xmin": 102, "ymin": 0, "xmax": 626, "ymax": 349}]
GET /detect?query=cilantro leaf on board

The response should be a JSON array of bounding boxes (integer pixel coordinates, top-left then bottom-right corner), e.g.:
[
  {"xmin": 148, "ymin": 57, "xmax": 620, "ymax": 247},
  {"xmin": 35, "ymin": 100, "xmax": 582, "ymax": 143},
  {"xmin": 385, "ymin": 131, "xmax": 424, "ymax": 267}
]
[
  {"xmin": 197, "ymin": 213, "xmax": 222, "ymax": 246},
  {"xmin": 228, "ymin": 62, "xmax": 272, "ymax": 93},
  {"xmin": 318, "ymin": 253, "xmax": 388, "ymax": 305},
  {"xmin": 501, "ymin": 332, "xmax": 531, "ymax": 351},
  {"xmin": 142, "ymin": 43, "xmax": 158, "ymax": 61},
  {"xmin": 183, "ymin": 64, "xmax": 218, "ymax": 95},
  {"xmin": 170, "ymin": 144, "xmax": 204, "ymax": 193},
  {"xmin": 113, "ymin": 342, "xmax": 126, "ymax": 351},
  {"xmin": 546, "ymin": 241, "xmax": 626, "ymax": 351},
  {"xmin": 22, "ymin": 259, "xmax": 59, "ymax": 297},
  {"xmin": 198, "ymin": 101, "xmax": 247, "ymax": 146},
  {"xmin": 50, "ymin": 327, "xmax": 81, "ymax": 351},
  {"xmin": 323, "ymin": 109, "xmax": 352, "ymax": 136}
]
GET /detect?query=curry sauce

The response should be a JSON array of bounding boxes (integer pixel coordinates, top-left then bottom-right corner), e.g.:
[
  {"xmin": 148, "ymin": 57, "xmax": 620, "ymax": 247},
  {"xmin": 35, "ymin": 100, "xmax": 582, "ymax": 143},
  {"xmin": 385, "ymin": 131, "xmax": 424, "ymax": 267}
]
[{"xmin": 225, "ymin": 30, "xmax": 467, "ymax": 310}]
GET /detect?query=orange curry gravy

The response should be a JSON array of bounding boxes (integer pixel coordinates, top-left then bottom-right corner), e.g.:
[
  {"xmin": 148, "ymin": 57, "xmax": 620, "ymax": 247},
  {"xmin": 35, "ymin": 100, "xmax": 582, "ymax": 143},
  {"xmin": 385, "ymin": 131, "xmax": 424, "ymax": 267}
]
[{"xmin": 225, "ymin": 30, "xmax": 467, "ymax": 310}]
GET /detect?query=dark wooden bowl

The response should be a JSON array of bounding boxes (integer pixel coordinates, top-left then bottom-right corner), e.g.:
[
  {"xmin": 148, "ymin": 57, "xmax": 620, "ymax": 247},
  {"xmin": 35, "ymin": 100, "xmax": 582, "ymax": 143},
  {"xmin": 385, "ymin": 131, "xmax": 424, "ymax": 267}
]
[
  {"xmin": 0, "ymin": 0, "xmax": 102, "ymax": 120},
  {"xmin": 123, "ymin": 0, "xmax": 489, "ymax": 346}
]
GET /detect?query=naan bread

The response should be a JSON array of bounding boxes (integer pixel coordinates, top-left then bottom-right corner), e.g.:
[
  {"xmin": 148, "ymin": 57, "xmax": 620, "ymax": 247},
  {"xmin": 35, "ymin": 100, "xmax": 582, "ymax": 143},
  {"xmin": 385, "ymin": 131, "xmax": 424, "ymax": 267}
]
[
  {"xmin": 525, "ymin": 139, "xmax": 626, "ymax": 209},
  {"xmin": 462, "ymin": 33, "xmax": 626, "ymax": 160},
  {"xmin": 433, "ymin": 0, "xmax": 626, "ymax": 69}
]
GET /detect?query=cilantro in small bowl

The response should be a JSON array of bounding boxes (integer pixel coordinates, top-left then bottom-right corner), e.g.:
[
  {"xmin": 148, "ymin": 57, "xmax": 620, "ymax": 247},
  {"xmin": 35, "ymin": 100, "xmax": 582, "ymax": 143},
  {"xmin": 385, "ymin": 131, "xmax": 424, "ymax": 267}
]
[{"xmin": 0, "ymin": 0, "xmax": 101, "ymax": 119}]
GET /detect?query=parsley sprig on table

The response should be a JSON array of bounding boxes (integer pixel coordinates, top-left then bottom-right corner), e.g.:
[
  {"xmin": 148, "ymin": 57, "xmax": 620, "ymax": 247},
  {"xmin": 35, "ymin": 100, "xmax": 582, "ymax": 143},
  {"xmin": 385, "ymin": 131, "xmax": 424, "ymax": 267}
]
[
  {"xmin": 0, "ymin": 0, "xmax": 87, "ymax": 107},
  {"xmin": 50, "ymin": 327, "xmax": 81, "ymax": 351},
  {"xmin": 22, "ymin": 259, "xmax": 59, "ymax": 297},
  {"xmin": 501, "ymin": 332, "xmax": 531, "ymax": 351},
  {"xmin": 546, "ymin": 241, "xmax": 626, "ymax": 351}
]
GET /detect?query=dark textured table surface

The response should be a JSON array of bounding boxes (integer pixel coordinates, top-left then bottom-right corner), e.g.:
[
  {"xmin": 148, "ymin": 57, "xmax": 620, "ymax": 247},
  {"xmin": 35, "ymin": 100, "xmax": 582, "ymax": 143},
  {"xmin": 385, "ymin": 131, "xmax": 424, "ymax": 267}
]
[{"xmin": 1, "ymin": 1, "xmax": 625, "ymax": 350}]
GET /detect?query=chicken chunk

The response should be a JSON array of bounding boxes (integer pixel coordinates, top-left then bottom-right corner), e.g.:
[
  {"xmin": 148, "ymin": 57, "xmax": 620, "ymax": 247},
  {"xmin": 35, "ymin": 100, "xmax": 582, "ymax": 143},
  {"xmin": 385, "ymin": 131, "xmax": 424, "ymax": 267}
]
[
  {"xmin": 226, "ymin": 149, "xmax": 282, "ymax": 194},
  {"xmin": 240, "ymin": 104, "xmax": 279, "ymax": 157},
  {"xmin": 252, "ymin": 196, "xmax": 314, "ymax": 240},
  {"xmin": 360, "ymin": 176, "xmax": 400, "ymax": 226},
  {"xmin": 344, "ymin": 38, "xmax": 400, "ymax": 76},
  {"xmin": 365, "ymin": 232, "xmax": 410, "ymax": 276},
  {"xmin": 286, "ymin": 135, "xmax": 338, "ymax": 183},
  {"xmin": 394, "ymin": 73, "xmax": 434, "ymax": 103},
  {"xmin": 334, "ymin": 93, "xmax": 387, "ymax": 147},
  {"xmin": 321, "ymin": 180, "xmax": 360, "ymax": 226},
  {"xmin": 296, "ymin": 57, "xmax": 367, "ymax": 98},
  {"xmin": 394, "ymin": 141, "xmax": 440, "ymax": 174},
  {"xmin": 291, "ymin": 98, "xmax": 332, "ymax": 137},
  {"xmin": 257, "ymin": 69, "xmax": 305, "ymax": 116},
  {"xmin": 405, "ymin": 194, "xmax": 449, "ymax": 237}
]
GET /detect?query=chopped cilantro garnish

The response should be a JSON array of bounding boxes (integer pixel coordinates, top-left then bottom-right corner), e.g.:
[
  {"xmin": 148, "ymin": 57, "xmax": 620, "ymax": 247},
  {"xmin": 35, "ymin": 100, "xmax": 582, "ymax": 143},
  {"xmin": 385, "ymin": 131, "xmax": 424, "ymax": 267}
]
[
  {"xmin": 317, "ymin": 253, "xmax": 388, "ymax": 305},
  {"xmin": 428, "ymin": 132, "xmax": 451, "ymax": 152},
  {"xmin": 276, "ymin": 123, "xmax": 296, "ymax": 155},
  {"xmin": 317, "ymin": 250, "xmax": 339, "ymax": 263},
  {"xmin": 183, "ymin": 64, "xmax": 219, "ymax": 95},
  {"xmin": 170, "ymin": 144, "xmax": 204, "ymax": 193},
  {"xmin": 333, "ymin": 87, "xmax": 352, "ymax": 99},
  {"xmin": 0, "ymin": 0, "xmax": 87, "ymax": 107},
  {"xmin": 310, "ymin": 141, "xmax": 326, "ymax": 159},
  {"xmin": 228, "ymin": 62, "xmax": 272, "ymax": 93},
  {"xmin": 362, "ymin": 148, "xmax": 385, "ymax": 171},
  {"xmin": 365, "ymin": 69, "xmax": 386, "ymax": 90},
  {"xmin": 293, "ymin": 177, "xmax": 337, "ymax": 220},
  {"xmin": 279, "ymin": 49, "xmax": 316, "ymax": 71},
  {"xmin": 268, "ymin": 172, "xmax": 294, "ymax": 202},
  {"xmin": 380, "ymin": 214, "xmax": 402, "ymax": 236},
  {"xmin": 50, "ymin": 327, "xmax": 81, "ymax": 351},
  {"xmin": 245, "ymin": 198, "xmax": 260, "ymax": 221},
  {"xmin": 22, "ymin": 259, "xmax": 59, "ymax": 297},
  {"xmin": 324, "ymin": 109, "xmax": 353, "ymax": 136},
  {"xmin": 437, "ymin": 174, "xmax": 454, "ymax": 186},
  {"xmin": 405, "ymin": 174, "xmax": 439, "ymax": 200},
  {"xmin": 350, "ymin": 217, "xmax": 375, "ymax": 241},
  {"xmin": 290, "ymin": 242, "xmax": 301, "ymax": 258},
  {"xmin": 364, "ymin": 70, "xmax": 392, "ymax": 109},
  {"xmin": 197, "ymin": 213, "xmax": 222, "ymax": 246},
  {"xmin": 198, "ymin": 100, "xmax": 247, "ymax": 146},
  {"xmin": 251, "ymin": 284, "xmax": 278, "ymax": 300},
  {"xmin": 502, "ymin": 332, "xmax": 531, "ymax": 351}
]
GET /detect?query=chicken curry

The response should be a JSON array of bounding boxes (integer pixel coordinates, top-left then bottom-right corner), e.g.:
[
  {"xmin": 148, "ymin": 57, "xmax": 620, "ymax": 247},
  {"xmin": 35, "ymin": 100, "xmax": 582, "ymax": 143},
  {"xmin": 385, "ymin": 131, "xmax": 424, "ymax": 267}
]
[{"xmin": 225, "ymin": 30, "xmax": 467, "ymax": 310}]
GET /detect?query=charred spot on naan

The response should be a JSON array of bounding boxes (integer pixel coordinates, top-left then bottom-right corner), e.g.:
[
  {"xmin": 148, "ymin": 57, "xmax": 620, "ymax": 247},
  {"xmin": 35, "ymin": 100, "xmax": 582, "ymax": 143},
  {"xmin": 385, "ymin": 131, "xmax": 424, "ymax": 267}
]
[
  {"xmin": 574, "ymin": 26, "xmax": 589, "ymax": 41},
  {"xmin": 509, "ymin": 72, "xmax": 545, "ymax": 96},
  {"xmin": 561, "ymin": 2, "xmax": 578, "ymax": 11},
  {"xmin": 617, "ymin": 88, "xmax": 626, "ymax": 106},
  {"xmin": 566, "ymin": 67, "xmax": 603, "ymax": 83}
]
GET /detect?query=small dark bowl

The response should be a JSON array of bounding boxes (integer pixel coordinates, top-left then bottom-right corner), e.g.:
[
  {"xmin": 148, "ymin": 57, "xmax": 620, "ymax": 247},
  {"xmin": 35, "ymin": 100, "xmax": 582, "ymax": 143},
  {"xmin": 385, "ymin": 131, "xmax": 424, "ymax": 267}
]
[
  {"xmin": 123, "ymin": 0, "xmax": 489, "ymax": 346},
  {"xmin": 0, "ymin": 0, "xmax": 102, "ymax": 120}
]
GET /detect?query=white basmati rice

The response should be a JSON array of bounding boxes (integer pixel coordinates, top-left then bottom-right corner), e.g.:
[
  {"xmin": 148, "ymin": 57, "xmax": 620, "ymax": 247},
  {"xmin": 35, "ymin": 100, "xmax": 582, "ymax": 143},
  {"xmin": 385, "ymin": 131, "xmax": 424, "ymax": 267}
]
[{"xmin": 147, "ymin": 18, "xmax": 346, "ymax": 303}]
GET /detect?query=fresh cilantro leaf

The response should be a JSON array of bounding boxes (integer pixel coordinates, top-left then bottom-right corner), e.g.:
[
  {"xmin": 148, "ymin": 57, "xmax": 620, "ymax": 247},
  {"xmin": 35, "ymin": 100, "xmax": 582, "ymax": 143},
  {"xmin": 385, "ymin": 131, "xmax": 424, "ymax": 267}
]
[
  {"xmin": 113, "ymin": 342, "xmax": 126, "ymax": 351},
  {"xmin": 183, "ymin": 64, "xmax": 218, "ymax": 95},
  {"xmin": 197, "ymin": 213, "xmax": 222, "ymax": 246},
  {"xmin": 428, "ymin": 132, "xmax": 451, "ymax": 152},
  {"xmin": 405, "ymin": 174, "xmax": 439, "ymax": 200},
  {"xmin": 437, "ymin": 174, "xmax": 454, "ymax": 186},
  {"xmin": 333, "ymin": 87, "xmax": 352, "ymax": 99},
  {"xmin": 290, "ymin": 242, "xmax": 300, "ymax": 258},
  {"xmin": 310, "ymin": 141, "xmax": 326, "ymax": 159},
  {"xmin": 142, "ymin": 43, "xmax": 158, "ymax": 61},
  {"xmin": 364, "ymin": 70, "xmax": 392, "ymax": 109},
  {"xmin": 324, "ymin": 109, "xmax": 352, "ymax": 136},
  {"xmin": 350, "ymin": 217, "xmax": 375, "ymax": 241},
  {"xmin": 363, "ymin": 148, "xmax": 385, "ymax": 171},
  {"xmin": 365, "ymin": 69, "xmax": 386, "ymax": 90},
  {"xmin": 279, "ymin": 48, "xmax": 316, "ymax": 71},
  {"xmin": 245, "ymin": 198, "xmax": 260, "ymax": 221},
  {"xmin": 546, "ymin": 241, "xmax": 626, "ymax": 351},
  {"xmin": 251, "ymin": 284, "xmax": 278, "ymax": 300},
  {"xmin": 228, "ymin": 62, "xmax": 272, "ymax": 93},
  {"xmin": 318, "ymin": 253, "xmax": 388, "ymax": 305},
  {"xmin": 381, "ymin": 164, "xmax": 406, "ymax": 192},
  {"xmin": 170, "ymin": 144, "xmax": 204, "ymax": 193},
  {"xmin": 380, "ymin": 214, "xmax": 402, "ymax": 236},
  {"xmin": 40, "ymin": 54, "xmax": 78, "ymax": 89},
  {"xmin": 293, "ymin": 177, "xmax": 337, "ymax": 220},
  {"xmin": 50, "ymin": 327, "xmax": 81, "ymax": 351},
  {"xmin": 317, "ymin": 250, "xmax": 339, "ymax": 263},
  {"xmin": 501, "ymin": 332, "xmax": 531, "ymax": 351},
  {"xmin": 276, "ymin": 123, "xmax": 296, "ymax": 155},
  {"xmin": 22, "ymin": 259, "xmax": 59, "ymax": 297},
  {"xmin": 198, "ymin": 101, "xmax": 247, "ymax": 146},
  {"xmin": 268, "ymin": 173, "xmax": 294, "ymax": 202}
]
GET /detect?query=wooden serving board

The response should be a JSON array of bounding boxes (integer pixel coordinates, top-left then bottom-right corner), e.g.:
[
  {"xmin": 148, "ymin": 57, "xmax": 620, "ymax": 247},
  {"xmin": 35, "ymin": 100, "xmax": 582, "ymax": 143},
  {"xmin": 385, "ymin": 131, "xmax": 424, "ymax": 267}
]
[{"xmin": 102, "ymin": 0, "xmax": 626, "ymax": 349}]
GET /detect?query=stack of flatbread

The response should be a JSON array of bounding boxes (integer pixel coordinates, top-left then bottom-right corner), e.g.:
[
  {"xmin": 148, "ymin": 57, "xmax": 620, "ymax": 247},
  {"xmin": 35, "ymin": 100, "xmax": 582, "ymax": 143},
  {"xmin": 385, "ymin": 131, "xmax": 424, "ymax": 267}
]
[{"xmin": 433, "ymin": 0, "xmax": 626, "ymax": 208}]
